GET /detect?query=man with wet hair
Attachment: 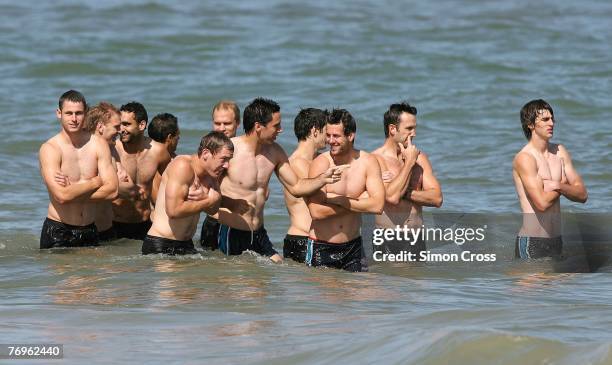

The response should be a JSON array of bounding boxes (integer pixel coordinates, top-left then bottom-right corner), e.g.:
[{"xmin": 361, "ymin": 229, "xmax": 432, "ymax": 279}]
[
  {"xmin": 282, "ymin": 108, "xmax": 328, "ymax": 263},
  {"xmin": 200, "ymin": 97, "xmax": 345, "ymax": 263},
  {"xmin": 112, "ymin": 102, "xmax": 172, "ymax": 240},
  {"xmin": 211, "ymin": 100, "xmax": 240, "ymax": 138},
  {"xmin": 513, "ymin": 99, "xmax": 587, "ymax": 259},
  {"xmin": 148, "ymin": 112, "xmax": 180, "ymax": 204},
  {"xmin": 371, "ymin": 102, "xmax": 442, "ymax": 260},
  {"xmin": 39, "ymin": 90, "xmax": 118, "ymax": 249},
  {"xmin": 148, "ymin": 112, "xmax": 180, "ymax": 158},
  {"xmin": 143, "ymin": 131, "xmax": 233, "ymax": 255},
  {"xmin": 306, "ymin": 109, "xmax": 385, "ymax": 272}
]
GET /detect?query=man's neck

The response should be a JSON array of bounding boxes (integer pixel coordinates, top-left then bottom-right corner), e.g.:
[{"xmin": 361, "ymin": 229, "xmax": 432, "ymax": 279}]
[
  {"xmin": 61, "ymin": 129, "xmax": 90, "ymax": 148},
  {"xmin": 382, "ymin": 138, "xmax": 400, "ymax": 156},
  {"xmin": 243, "ymin": 132, "xmax": 263, "ymax": 154},
  {"xmin": 123, "ymin": 135, "xmax": 146, "ymax": 154},
  {"xmin": 331, "ymin": 147, "xmax": 356, "ymax": 165},
  {"xmin": 295, "ymin": 139, "xmax": 318, "ymax": 160},
  {"xmin": 529, "ymin": 135, "xmax": 549, "ymax": 154}
]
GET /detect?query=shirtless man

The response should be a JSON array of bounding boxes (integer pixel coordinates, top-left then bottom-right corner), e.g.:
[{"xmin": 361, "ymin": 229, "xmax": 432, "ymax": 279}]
[
  {"xmin": 39, "ymin": 90, "xmax": 118, "ymax": 249},
  {"xmin": 512, "ymin": 99, "xmax": 587, "ymax": 259},
  {"xmin": 148, "ymin": 113, "xmax": 180, "ymax": 204},
  {"xmin": 371, "ymin": 102, "xmax": 442, "ymax": 259},
  {"xmin": 211, "ymin": 100, "xmax": 240, "ymax": 138},
  {"xmin": 306, "ymin": 109, "xmax": 385, "ymax": 272},
  {"xmin": 282, "ymin": 108, "xmax": 328, "ymax": 263},
  {"xmin": 112, "ymin": 102, "xmax": 172, "ymax": 240},
  {"xmin": 81, "ymin": 102, "xmax": 122, "ymax": 242},
  {"xmin": 200, "ymin": 101, "xmax": 240, "ymax": 249},
  {"xmin": 200, "ymin": 98, "xmax": 345, "ymax": 263},
  {"xmin": 143, "ymin": 132, "xmax": 233, "ymax": 255}
]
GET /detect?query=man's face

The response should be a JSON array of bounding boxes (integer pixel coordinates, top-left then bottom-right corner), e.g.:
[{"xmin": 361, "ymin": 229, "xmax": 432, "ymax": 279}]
[
  {"xmin": 99, "ymin": 112, "xmax": 121, "ymax": 144},
  {"xmin": 56, "ymin": 101, "xmax": 86, "ymax": 134},
  {"xmin": 212, "ymin": 109, "xmax": 239, "ymax": 138},
  {"xmin": 326, "ymin": 123, "xmax": 353, "ymax": 156},
  {"xmin": 204, "ymin": 146, "xmax": 233, "ymax": 178},
  {"xmin": 259, "ymin": 112, "xmax": 282, "ymax": 144},
  {"xmin": 313, "ymin": 125, "xmax": 327, "ymax": 151},
  {"xmin": 120, "ymin": 111, "xmax": 144, "ymax": 143},
  {"xmin": 167, "ymin": 129, "xmax": 180, "ymax": 155},
  {"xmin": 531, "ymin": 109, "xmax": 554, "ymax": 141},
  {"xmin": 394, "ymin": 112, "xmax": 417, "ymax": 147}
]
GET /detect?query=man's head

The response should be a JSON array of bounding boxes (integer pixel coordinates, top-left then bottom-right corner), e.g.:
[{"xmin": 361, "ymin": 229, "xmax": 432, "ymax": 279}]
[
  {"xmin": 197, "ymin": 131, "xmax": 234, "ymax": 178},
  {"xmin": 243, "ymin": 97, "xmax": 282, "ymax": 143},
  {"xmin": 56, "ymin": 90, "xmax": 87, "ymax": 134},
  {"xmin": 326, "ymin": 109, "xmax": 356, "ymax": 157},
  {"xmin": 384, "ymin": 102, "xmax": 417, "ymax": 147},
  {"xmin": 119, "ymin": 102, "xmax": 148, "ymax": 144},
  {"xmin": 520, "ymin": 99, "xmax": 555, "ymax": 141},
  {"xmin": 149, "ymin": 113, "xmax": 180, "ymax": 155},
  {"xmin": 212, "ymin": 100, "xmax": 240, "ymax": 138},
  {"xmin": 294, "ymin": 108, "xmax": 328, "ymax": 150},
  {"xmin": 84, "ymin": 102, "xmax": 121, "ymax": 144}
]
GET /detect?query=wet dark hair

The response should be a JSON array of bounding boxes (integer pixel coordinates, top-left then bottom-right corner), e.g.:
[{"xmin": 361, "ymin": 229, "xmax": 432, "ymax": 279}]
[
  {"xmin": 197, "ymin": 131, "xmax": 234, "ymax": 156},
  {"xmin": 148, "ymin": 113, "xmax": 178, "ymax": 143},
  {"xmin": 243, "ymin": 97, "xmax": 280, "ymax": 134},
  {"xmin": 294, "ymin": 108, "xmax": 327, "ymax": 141},
  {"xmin": 59, "ymin": 89, "xmax": 87, "ymax": 110},
  {"xmin": 520, "ymin": 99, "xmax": 554, "ymax": 140},
  {"xmin": 120, "ymin": 101, "xmax": 148, "ymax": 125},
  {"xmin": 327, "ymin": 108, "xmax": 356, "ymax": 136},
  {"xmin": 383, "ymin": 101, "xmax": 417, "ymax": 138}
]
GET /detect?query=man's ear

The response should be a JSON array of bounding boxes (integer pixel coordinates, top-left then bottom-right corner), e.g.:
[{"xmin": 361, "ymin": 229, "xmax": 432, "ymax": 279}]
[
  {"xmin": 56, "ymin": 108, "xmax": 62, "ymax": 120},
  {"xmin": 348, "ymin": 132, "xmax": 355, "ymax": 143},
  {"xmin": 139, "ymin": 120, "xmax": 147, "ymax": 131},
  {"xmin": 389, "ymin": 123, "xmax": 397, "ymax": 136},
  {"xmin": 96, "ymin": 122, "xmax": 104, "ymax": 135}
]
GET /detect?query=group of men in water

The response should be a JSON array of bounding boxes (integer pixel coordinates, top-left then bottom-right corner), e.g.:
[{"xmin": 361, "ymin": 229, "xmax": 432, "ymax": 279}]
[{"xmin": 38, "ymin": 90, "xmax": 587, "ymax": 271}]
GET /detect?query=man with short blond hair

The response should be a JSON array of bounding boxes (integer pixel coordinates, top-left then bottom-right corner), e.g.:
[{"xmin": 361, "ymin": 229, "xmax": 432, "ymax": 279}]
[{"xmin": 212, "ymin": 100, "xmax": 240, "ymax": 138}]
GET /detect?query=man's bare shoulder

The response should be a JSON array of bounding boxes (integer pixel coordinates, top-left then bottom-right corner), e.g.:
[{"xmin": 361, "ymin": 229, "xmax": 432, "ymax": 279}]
[
  {"xmin": 166, "ymin": 155, "xmax": 194, "ymax": 179},
  {"xmin": 310, "ymin": 152, "xmax": 331, "ymax": 173},
  {"xmin": 513, "ymin": 149, "xmax": 536, "ymax": 171},
  {"xmin": 357, "ymin": 150, "xmax": 378, "ymax": 164},
  {"xmin": 40, "ymin": 134, "xmax": 62, "ymax": 153},
  {"xmin": 416, "ymin": 151, "xmax": 431, "ymax": 165},
  {"xmin": 371, "ymin": 145, "xmax": 385, "ymax": 156}
]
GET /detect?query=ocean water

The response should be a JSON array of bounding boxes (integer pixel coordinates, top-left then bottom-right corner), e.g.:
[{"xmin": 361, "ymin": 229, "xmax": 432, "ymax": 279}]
[{"xmin": 1, "ymin": 0, "xmax": 611, "ymax": 363}]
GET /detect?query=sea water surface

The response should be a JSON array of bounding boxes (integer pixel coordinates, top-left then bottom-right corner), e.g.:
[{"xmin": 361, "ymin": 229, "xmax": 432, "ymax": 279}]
[{"xmin": 1, "ymin": 0, "xmax": 611, "ymax": 364}]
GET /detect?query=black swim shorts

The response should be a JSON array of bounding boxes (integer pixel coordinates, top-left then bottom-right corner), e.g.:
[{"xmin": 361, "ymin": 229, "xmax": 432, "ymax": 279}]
[
  {"xmin": 113, "ymin": 220, "xmax": 152, "ymax": 240},
  {"xmin": 97, "ymin": 226, "xmax": 117, "ymax": 242},
  {"xmin": 40, "ymin": 218, "xmax": 99, "ymax": 249},
  {"xmin": 515, "ymin": 236, "xmax": 563, "ymax": 259},
  {"xmin": 306, "ymin": 236, "xmax": 364, "ymax": 272},
  {"xmin": 217, "ymin": 224, "xmax": 278, "ymax": 257},
  {"xmin": 141, "ymin": 234, "xmax": 197, "ymax": 255},
  {"xmin": 199, "ymin": 215, "xmax": 220, "ymax": 250},
  {"xmin": 283, "ymin": 234, "xmax": 308, "ymax": 263}
]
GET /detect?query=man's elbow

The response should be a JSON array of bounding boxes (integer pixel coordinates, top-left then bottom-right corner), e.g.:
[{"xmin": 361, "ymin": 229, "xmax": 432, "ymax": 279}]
[
  {"xmin": 166, "ymin": 207, "xmax": 180, "ymax": 219},
  {"xmin": 54, "ymin": 194, "xmax": 68, "ymax": 205},
  {"xmin": 369, "ymin": 199, "xmax": 385, "ymax": 215},
  {"xmin": 433, "ymin": 193, "xmax": 443, "ymax": 208},
  {"xmin": 533, "ymin": 199, "xmax": 552, "ymax": 212},
  {"xmin": 578, "ymin": 190, "xmax": 588, "ymax": 203},
  {"xmin": 386, "ymin": 194, "xmax": 400, "ymax": 206}
]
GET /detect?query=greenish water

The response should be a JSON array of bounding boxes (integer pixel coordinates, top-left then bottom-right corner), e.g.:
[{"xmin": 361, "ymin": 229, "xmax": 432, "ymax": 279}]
[{"xmin": 1, "ymin": 1, "xmax": 611, "ymax": 364}]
